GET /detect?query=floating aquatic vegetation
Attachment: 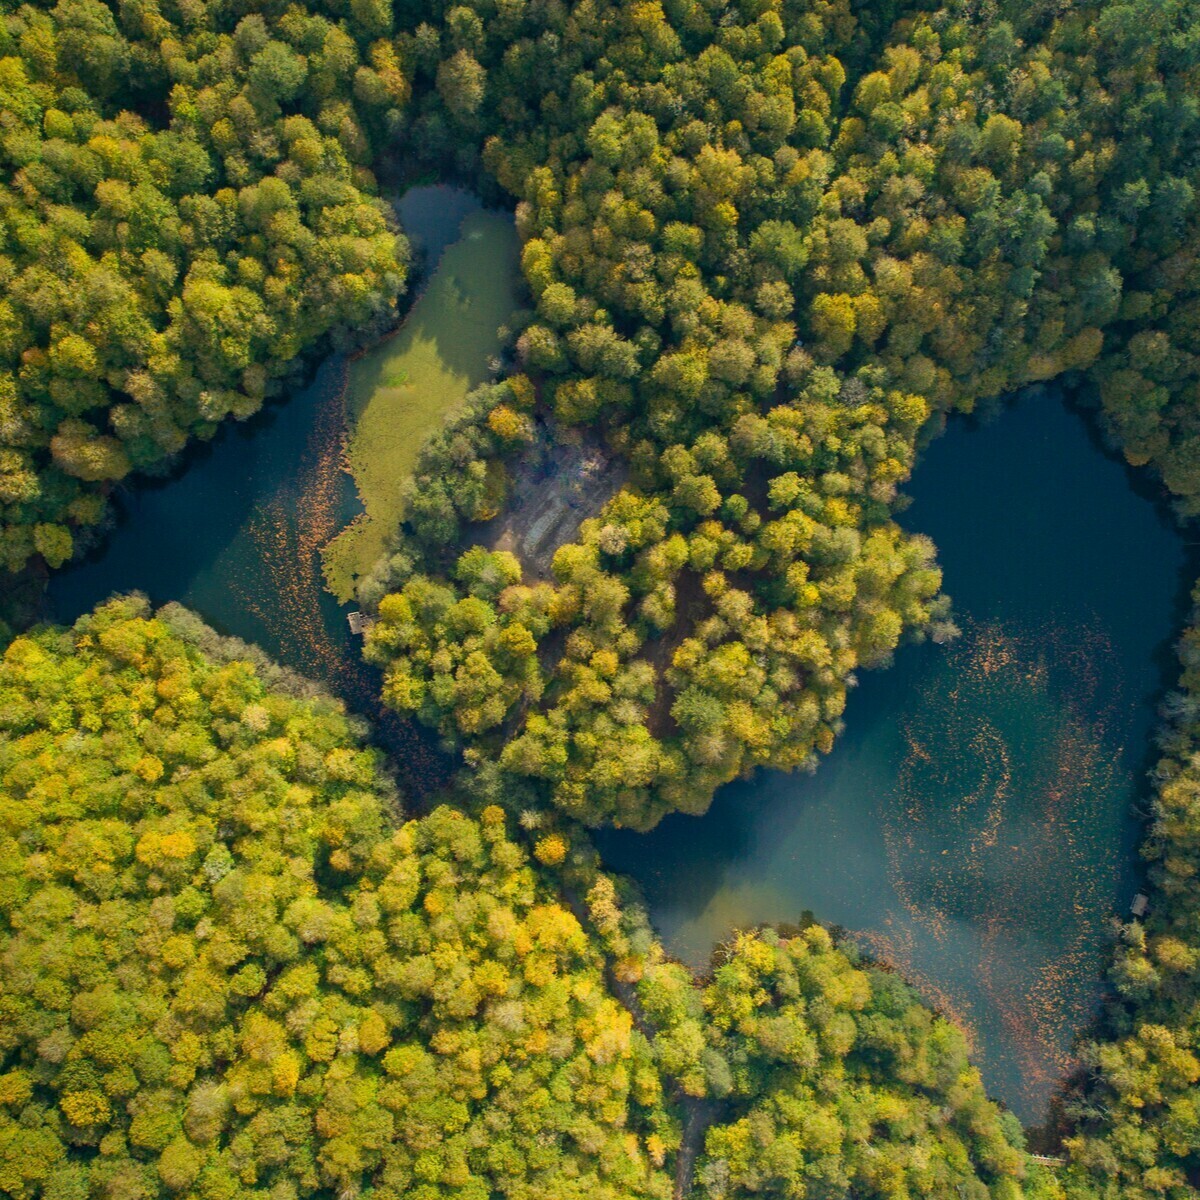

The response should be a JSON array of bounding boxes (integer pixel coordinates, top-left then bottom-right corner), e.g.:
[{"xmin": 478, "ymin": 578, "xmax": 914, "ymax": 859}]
[
  {"xmin": 241, "ymin": 376, "xmax": 349, "ymax": 684},
  {"xmin": 870, "ymin": 617, "xmax": 1126, "ymax": 1119}
]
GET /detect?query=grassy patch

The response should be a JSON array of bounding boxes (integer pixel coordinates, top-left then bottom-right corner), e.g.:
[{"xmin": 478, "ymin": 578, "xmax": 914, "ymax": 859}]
[{"xmin": 322, "ymin": 210, "xmax": 520, "ymax": 602}]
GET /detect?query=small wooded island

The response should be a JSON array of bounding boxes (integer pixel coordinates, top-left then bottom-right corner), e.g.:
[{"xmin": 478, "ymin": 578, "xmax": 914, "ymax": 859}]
[{"xmin": 3, "ymin": 3, "xmax": 1200, "ymax": 1200}]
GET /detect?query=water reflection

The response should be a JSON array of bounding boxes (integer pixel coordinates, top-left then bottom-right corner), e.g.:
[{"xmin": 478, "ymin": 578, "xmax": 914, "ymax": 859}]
[{"xmin": 597, "ymin": 391, "xmax": 1188, "ymax": 1124}]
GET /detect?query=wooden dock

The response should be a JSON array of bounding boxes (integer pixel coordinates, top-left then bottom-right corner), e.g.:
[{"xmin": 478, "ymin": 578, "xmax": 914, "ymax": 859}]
[{"xmin": 347, "ymin": 611, "xmax": 375, "ymax": 636}]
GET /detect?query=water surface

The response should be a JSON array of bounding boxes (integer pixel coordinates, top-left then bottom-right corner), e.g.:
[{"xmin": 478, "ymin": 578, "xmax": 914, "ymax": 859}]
[
  {"xmin": 597, "ymin": 390, "xmax": 1187, "ymax": 1125},
  {"xmin": 395, "ymin": 183, "xmax": 483, "ymax": 270},
  {"xmin": 46, "ymin": 185, "xmax": 508, "ymax": 795}
]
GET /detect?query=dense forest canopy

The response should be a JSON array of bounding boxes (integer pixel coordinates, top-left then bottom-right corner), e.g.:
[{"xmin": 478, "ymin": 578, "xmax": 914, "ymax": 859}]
[
  {"xmin": 2, "ymin": 0, "xmax": 1200, "ymax": 1198},
  {"xmin": 0, "ymin": 598, "xmax": 1030, "ymax": 1199},
  {"xmin": 356, "ymin": 0, "xmax": 1200, "ymax": 1192},
  {"xmin": 0, "ymin": 599, "xmax": 675, "ymax": 1200},
  {"xmin": 0, "ymin": 0, "xmax": 410, "ymax": 572},
  {"xmin": 359, "ymin": 0, "xmax": 1200, "ymax": 830}
]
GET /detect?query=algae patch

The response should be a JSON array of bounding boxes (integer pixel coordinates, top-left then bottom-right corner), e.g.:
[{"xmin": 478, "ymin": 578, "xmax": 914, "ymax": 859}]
[{"xmin": 323, "ymin": 209, "xmax": 520, "ymax": 602}]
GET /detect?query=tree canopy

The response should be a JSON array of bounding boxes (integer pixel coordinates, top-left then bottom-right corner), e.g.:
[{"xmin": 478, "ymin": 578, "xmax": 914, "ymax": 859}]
[
  {"xmin": 0, "ymin": 598, "xmax": 1032, "ymax": 1199},
  {"xmin": 0, "ymin": 599, "xmax": 673, "ymax": 1200},
  {"xmin": 0, "ymin": 0, "xmax": 410, "ymax": 572},
  {"xmin": 5, "ymin": 0, "xmax": 1200, "ymax": 1196},
  {"xmin": 363, "ymin": 0, "xmax": 1200, "ymax": 832}
]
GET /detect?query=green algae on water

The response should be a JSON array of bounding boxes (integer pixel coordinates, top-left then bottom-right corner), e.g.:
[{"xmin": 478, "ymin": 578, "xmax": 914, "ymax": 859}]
[{"xmin": 322, "ymin": 209, "xmax": 521, "ymax": 602}]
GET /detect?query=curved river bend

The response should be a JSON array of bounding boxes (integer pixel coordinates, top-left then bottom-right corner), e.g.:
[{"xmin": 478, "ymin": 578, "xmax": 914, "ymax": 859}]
[
  {"xmin": 45, "ymin": 193, "xmax": 1187, "ymax": 1125},
  {"xmin": 46, "ymin": 185, "xmax": 499, "ymax": 796},
  {"xmin": 598, "ymin": 390, "xmax": 1188, "ymax": 1125}
]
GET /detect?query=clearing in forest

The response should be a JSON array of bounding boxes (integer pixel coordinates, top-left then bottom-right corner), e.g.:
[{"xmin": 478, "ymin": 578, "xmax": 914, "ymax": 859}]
[
  {"xmin": 322, "ymin": 208, "xmax": 520, "ymax": 602},
  {"xmin": 479, "ymin": 426, "xmax": 627, "ymax": 581}
]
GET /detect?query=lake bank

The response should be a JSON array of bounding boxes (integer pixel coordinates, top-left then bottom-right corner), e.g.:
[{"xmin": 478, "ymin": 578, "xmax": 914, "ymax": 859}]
[
  {"xmin": 596, "ymin": 387, "xmax": 1190, "ymax": 1126},
  {"xmin": 44, "ymin": 185, "xmax": 519, "ymax": 799}
]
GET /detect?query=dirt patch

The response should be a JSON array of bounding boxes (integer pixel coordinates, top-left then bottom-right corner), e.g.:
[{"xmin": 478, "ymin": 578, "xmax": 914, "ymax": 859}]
[{"xmin": 475, "ymin": 422, "xmax": 627, "ymax": 581}]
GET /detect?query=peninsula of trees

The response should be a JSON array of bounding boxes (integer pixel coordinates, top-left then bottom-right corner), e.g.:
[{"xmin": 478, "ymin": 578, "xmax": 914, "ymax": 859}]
[{"xmin": 2, "ymin": 1, "xmax": 1200, "ymax": 1198}]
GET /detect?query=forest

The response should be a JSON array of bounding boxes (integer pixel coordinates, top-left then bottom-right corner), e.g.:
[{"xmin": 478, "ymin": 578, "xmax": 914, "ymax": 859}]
[
  {"xmin": 2, "ymin": 0, "xmax": 1200, "ymax": 1197},
  {"xmin": 0, "ymin": 598, "xmax": 1029, "ymax": 1199}
]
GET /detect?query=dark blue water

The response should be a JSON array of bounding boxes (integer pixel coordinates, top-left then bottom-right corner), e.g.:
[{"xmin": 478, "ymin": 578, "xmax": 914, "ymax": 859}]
[
  {"xmin": 597, "ymin": 389, "xmax": 1189, "ymax": 1125},
  {"xmin": 48, "ymin": 357, "xmax": 353, "ymax": 669},
  {"xmin": 45, "ymin": 188, "xmax": 489, "ymax": 795}
]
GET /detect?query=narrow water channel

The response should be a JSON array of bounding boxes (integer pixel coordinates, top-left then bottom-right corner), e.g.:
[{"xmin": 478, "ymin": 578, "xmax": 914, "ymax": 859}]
[
  {"xmin": 44, "ymin": 186, "xmax": 491, "ymax": 797},
  {"xmin": 597, "ymin": 389, "xmax": 1189, "ymax": 1126}
]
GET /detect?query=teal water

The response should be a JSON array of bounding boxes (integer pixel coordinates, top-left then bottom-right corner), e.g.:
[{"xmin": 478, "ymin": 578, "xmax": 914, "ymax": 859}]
[
  {"xmin": 596, "ymin": 389, "xmax": 1188, "ymax": 1126},
  {"xmin": 43, "ymin": 195, "xmax": 1187, "ymax": 1124},
  {"xmin": 394, "ymin": 183, "xmax": 483, "ymax": 272},
  {"xmin": 45, "ymin": 186, "xmax": 487, "ymax": 794}
]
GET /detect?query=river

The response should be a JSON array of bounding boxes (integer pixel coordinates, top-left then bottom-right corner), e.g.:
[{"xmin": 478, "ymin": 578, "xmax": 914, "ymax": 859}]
[
  {"xmin": 45, "ymin": 196, "xmax": 1188, "ymax": 1126},
  {"xmin": 45, "ymin": 185, "xmax": 497, "ymax": 798},
  {"xmin": 596, "ymin": 388, "xmax": 1188, "ymax": 1126}
]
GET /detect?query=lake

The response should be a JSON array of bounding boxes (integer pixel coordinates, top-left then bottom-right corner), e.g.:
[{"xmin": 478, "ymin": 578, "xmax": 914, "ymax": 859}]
[
  {"xmin": 596, "ymin": 389, "xmax": 1188, "ymax": 1126},
  {"xmin": 46, "ymin": 185, "xmax": 511, "ymax": 797},
  {"xmin": 43, "ymin": 190, "xmax": 1188, "ymax": 1127}
]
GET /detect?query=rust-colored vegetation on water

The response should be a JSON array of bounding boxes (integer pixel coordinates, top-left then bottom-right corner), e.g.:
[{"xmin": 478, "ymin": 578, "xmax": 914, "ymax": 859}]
[
  {"xmin": 237, "ymin": 380, "xmax": 451, "ymax": 800},
  {"xmin": 865, "ymin": 618, "xmax": 1125, "ymax": 1119}
]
